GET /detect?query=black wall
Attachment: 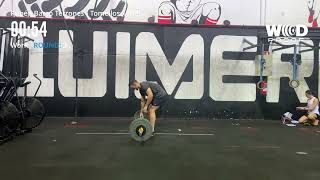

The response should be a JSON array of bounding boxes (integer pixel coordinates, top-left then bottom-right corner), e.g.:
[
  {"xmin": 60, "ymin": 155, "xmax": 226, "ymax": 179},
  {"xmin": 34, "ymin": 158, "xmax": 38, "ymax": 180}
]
[{"xmin": 0, "ymin": 17, "xmax": 319, "ymax": 119}]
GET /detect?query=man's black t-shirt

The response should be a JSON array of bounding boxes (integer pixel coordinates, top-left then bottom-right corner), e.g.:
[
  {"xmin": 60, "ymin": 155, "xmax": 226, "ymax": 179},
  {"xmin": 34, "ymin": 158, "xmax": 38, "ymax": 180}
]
[{"xmin": 139, "ymin": 81, "xmax": 167, "ymax": 98}]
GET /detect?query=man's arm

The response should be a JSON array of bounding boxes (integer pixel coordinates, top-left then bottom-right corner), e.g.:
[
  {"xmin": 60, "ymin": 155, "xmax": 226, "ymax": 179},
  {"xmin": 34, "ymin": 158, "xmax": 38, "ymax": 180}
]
[
  {"xmin": 144, "ymin": 88, "xmax": 154, "ymax": 109},
  {"xmin": 140, "ymin": 96, "xmax": 146, "ymax": 111}
]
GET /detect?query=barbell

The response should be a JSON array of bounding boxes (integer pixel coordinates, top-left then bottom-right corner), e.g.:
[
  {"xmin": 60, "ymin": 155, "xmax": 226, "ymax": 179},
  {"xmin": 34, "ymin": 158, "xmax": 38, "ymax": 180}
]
[{"xmin": 129, "ymin": 110, "xmax": 153, "ymax": 142}]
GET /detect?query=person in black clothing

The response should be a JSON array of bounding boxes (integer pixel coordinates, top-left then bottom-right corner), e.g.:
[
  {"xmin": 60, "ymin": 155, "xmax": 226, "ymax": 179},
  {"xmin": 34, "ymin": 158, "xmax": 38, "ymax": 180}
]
[{"xmin": 129, "ymin": 80, "xmax": 168, "ymax": 132}]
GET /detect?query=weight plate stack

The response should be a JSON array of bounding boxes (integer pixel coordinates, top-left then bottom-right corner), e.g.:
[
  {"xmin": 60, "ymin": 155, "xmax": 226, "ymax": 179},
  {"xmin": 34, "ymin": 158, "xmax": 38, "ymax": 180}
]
[{"xmin": 129, "ymin": 118, "xmax": 153, "ymax": 142}]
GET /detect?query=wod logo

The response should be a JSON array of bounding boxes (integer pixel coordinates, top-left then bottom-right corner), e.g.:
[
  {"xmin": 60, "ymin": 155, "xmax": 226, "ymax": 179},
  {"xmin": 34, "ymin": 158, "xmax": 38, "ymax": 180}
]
[
  {"xmin": 266, "ymin": 25, "xmax": 309, "ymax": 42},
  {"xmin": 266, "ymin": 25, "xmax": 308, "ymax": 37}
]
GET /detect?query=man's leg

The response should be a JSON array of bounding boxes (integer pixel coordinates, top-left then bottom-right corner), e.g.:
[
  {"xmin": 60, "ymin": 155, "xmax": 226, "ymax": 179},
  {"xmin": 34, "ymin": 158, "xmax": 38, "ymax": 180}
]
[
  {"xmin": 148, "ymin": 105, "xmax": 159, "ymax": 132},
  {"xmin": 298, "ymin": 115, "xmax": 309, "ymax": 123},
  {"xmin": 307, "ymin": 113, "xmax": 319, "ymax": 126}
]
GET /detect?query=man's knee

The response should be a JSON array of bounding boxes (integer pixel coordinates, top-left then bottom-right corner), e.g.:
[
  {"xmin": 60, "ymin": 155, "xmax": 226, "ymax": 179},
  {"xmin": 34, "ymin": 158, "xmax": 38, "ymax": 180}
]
[
  {"xmin": 299, "ymin": 116, "xmax": 308, "ymax": 123},
  {"xmin": 149, "ymin": 107, "xmax": 157, "ymax": 114},
  {"xmin": 149, "ymin": 109, "xmax": 155, "ymax": 114},
  {"xmin": 149, "ymin": 106, "xmax": 158, "ymax": 114}
]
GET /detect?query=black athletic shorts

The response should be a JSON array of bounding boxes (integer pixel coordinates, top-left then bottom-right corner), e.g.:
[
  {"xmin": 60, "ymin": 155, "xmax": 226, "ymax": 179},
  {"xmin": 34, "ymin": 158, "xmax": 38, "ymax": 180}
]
[
  {"xmin": 306, "ymin": 113, "xmax": 319, "ymax": 119},
  {"xmin": 151, "ymin": 96, "xmax": 167, "ymax": 107}
]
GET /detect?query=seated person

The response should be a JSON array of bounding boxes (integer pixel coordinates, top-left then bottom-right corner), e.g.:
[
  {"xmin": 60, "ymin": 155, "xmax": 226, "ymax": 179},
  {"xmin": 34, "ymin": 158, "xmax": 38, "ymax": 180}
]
[{"xmin": 297, "ymin": 90, "xmax": 319, "ymax": 126}]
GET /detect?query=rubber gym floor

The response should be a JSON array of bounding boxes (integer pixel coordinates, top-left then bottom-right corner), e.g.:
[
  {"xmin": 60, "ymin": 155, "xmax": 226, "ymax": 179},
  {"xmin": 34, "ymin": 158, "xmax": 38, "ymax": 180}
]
[{"xmin": 0, "ymin": 117, "xmax": 320, "ymax": 180}]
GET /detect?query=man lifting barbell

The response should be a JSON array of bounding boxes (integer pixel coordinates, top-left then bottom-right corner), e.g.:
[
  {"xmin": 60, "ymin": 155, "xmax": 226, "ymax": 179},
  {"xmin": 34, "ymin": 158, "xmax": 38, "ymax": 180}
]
[{"xmin": 129, "ymin": 80, "xmax": 168, "ymax": 133}]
